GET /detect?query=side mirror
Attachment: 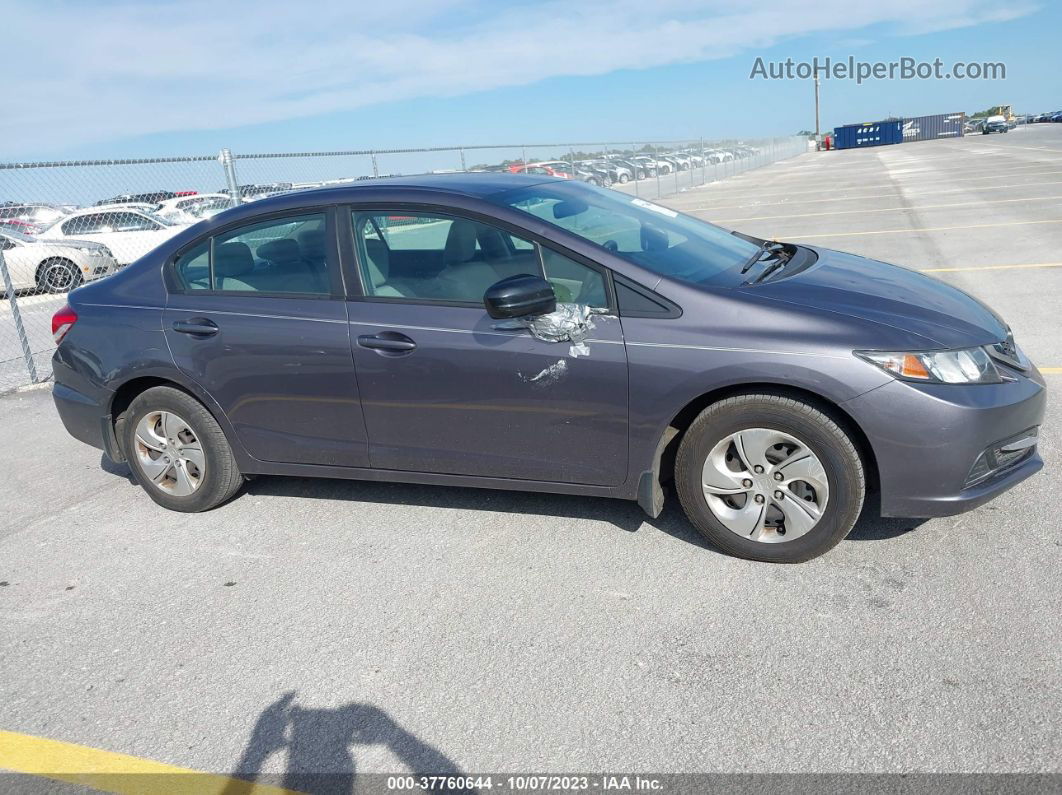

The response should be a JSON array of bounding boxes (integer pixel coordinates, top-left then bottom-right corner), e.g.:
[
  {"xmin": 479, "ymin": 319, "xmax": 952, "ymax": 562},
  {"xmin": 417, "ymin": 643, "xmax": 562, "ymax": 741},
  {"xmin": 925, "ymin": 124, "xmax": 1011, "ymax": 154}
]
[
  {"xmin": 484, "ymin": 274, "xmax": 557, "ymax": 319},
  {"xmin": 641, "ymin": 224, "xmax": 668, "ymax": 251},
  {"xmin": 552, "ymin": 199, "xmax": 588, "ymax": 219}
]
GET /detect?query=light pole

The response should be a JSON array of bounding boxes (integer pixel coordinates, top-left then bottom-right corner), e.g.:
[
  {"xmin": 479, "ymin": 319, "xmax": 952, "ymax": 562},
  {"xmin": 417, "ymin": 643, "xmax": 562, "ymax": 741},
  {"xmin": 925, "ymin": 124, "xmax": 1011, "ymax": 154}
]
[{"xmin": 814, "ymin": 74, "xmax": 821, "ymax": 147}]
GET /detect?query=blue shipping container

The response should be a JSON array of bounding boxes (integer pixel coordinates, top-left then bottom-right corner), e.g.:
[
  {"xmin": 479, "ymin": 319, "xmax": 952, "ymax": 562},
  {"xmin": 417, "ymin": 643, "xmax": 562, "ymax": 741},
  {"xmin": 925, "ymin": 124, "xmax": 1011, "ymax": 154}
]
[{"xmin": 833, "ymin": 120, "xmax": 903, "ymax": 149}]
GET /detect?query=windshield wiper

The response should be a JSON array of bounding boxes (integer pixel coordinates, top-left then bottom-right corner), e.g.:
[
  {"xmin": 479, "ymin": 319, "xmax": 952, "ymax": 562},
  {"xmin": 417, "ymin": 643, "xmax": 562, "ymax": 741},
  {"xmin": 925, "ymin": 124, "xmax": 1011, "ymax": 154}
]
[
  {"xmin": 739, "ymin": 240, "xmax": 787, "ymax": 274},
  {"xmin": 751, "ymin": 256, "xmax": 791, "ymax": 283}
]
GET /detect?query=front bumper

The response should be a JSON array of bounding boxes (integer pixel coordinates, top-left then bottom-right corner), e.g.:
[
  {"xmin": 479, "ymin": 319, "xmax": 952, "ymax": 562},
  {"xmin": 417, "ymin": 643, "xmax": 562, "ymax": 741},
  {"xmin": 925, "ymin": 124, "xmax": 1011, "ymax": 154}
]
[{"xmin": 842, "ymin": 367, "xmax": 1046, "ymax": 518}]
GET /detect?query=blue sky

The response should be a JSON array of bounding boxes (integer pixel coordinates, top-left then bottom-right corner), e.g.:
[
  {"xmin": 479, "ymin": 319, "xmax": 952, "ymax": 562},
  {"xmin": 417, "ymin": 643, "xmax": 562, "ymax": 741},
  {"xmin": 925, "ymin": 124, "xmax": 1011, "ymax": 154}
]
[{"xmin": 2, "ymin": 0, "xmax": 1059, "ymax": 162}]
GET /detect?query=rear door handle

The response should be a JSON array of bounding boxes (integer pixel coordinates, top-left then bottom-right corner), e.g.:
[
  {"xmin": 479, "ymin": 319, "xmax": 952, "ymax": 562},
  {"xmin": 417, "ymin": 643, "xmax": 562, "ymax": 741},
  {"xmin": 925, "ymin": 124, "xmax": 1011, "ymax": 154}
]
[
  {"xmin": 172, "ymin": 319, "xmax": 219, "ymax": 336},
  {"xmin": 357, "ymin": 332, "xmax": 416, "ymax": 352}
]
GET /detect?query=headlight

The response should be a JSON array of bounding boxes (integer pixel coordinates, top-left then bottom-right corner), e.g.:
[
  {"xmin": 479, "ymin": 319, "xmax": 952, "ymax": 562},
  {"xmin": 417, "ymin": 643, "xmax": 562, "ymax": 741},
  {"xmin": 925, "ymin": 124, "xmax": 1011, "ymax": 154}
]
[{"xmin": 855, "ymin": 347, "xmax": 1002, "ymax": 384}]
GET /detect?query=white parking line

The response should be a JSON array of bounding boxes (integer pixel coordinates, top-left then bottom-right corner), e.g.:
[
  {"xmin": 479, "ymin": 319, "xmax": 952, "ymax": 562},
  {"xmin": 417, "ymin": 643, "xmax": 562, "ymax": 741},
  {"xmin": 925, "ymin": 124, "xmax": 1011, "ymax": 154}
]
[
  {"xmin": 686, "ymin": 179, "xmax": 1062, "ymax": 212},
  {"xmin": 729, "ymin": 161, "xmax": 1062, "ymax": 185},
  {"xmin": 688, "ymin": 172, "xmax": 1062, "ymax": 205},
  {"xmin": 709, "ymin": 195, "xmax": 1062, "ymax": 223},
  {"xmin": 781, "ymin": 218, "xmax": 1062, "ymax": 239}
]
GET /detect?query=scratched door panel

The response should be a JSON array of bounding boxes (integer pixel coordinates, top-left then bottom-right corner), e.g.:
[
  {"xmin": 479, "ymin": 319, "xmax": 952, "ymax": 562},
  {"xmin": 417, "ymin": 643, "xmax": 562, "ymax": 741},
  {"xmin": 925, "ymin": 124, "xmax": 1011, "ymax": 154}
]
[{"xmin": 348, "ymin": 302, "xmax": 629, "ymax": 486}]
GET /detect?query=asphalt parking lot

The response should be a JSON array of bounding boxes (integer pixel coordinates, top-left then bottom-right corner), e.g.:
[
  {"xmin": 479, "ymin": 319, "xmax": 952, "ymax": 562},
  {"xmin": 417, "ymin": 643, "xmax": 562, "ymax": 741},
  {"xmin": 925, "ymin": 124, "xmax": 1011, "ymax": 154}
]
[{"xmin": 1, "ymin": 126, "xmax": 1060, "ymax": 789}]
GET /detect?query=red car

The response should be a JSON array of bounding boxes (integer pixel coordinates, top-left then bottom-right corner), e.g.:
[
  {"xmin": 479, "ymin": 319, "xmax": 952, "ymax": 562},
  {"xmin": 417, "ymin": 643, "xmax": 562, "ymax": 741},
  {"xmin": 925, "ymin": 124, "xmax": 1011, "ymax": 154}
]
[{"xmin": 506, "ymin": 162, "xmax": 572, "ymax": 179}]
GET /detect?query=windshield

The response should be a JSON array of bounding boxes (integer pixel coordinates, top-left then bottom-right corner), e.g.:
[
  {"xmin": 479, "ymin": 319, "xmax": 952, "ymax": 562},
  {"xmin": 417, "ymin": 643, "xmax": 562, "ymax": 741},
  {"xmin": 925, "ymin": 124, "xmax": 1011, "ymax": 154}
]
[
  {"xmin": 489, "ymin": 181, "xmax": 760, "ymax": 287},
  {"xmin": 143, "ymin": 210, "xmax": 176, "ymax": 226}
]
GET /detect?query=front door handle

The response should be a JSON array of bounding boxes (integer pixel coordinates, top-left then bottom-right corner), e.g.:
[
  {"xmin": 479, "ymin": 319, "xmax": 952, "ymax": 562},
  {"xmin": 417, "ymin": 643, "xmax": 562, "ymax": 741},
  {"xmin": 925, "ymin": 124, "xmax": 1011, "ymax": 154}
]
[
  {"xmin": 357, "ymin": 332, "xmax": 416, "ymax": 352},
  {"xmin": 172, "ymin": 319, "xmax": 219, "ymax": 336}
]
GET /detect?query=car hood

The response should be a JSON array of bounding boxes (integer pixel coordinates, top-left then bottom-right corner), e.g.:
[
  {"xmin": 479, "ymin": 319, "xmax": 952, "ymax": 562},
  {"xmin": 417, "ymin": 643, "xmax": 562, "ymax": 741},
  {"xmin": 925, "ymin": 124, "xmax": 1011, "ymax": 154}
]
[
  {"xmin": 751, "ymin": 246, "xmax": 1008, "ymax": 348},
  {"xmin": 45, "ymin": 237, "xmax": 109, "ymax": 250}
]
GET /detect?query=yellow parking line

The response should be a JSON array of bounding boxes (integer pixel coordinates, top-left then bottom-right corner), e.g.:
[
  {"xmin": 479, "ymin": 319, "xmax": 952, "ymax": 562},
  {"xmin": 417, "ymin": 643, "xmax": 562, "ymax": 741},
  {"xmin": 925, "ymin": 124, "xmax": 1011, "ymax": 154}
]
[
  {"xmin": 918, "ymin": 262, "xmax": 1062, "ymax": 273},
  {"xmin": 1040, "ymin": 368, "xmax": 1062, "ymax": 374},
  {"xmin": 712, "ymin": 195, "xmax": 1062, "ymax": 223},
  {"xmin": 781, "ymin": 218, "xmax": 1062, "ymax": 239},
  {"xmin": 0, "ymin": 730, "xmax": 301, "ymax": 795}
]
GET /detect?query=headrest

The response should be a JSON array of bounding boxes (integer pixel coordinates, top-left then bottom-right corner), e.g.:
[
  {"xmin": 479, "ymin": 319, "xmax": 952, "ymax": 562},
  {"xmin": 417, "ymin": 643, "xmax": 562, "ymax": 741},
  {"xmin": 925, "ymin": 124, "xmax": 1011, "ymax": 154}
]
[
  {"xmin": 257, "ymin": 237, "xmax": 301, "ymax": 265},
  {"xmin": 363, "ymin": 238, "xmax": 390, "ymax": 281},
  {"xmin": 214, "ymin": 242, "xmax": 254, "ymax": 278},
  {"xmin": 298, "ymin": 228, "xmax": 326, "ymax": 259},
  {"xmin": 443, "ymin": 220, "xmax": 478, "ymax": 263},
  {"xmin": 477, "ymin": 227, "xmax": 510, "ymax": 259}
]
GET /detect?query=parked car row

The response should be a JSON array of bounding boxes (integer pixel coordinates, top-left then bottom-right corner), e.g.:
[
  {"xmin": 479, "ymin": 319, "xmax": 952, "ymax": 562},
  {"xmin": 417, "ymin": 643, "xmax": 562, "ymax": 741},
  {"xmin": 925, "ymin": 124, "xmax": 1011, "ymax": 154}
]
[
  {"xmin": 501, "ymin": 145, "xmax": 760, "ymax": 187},
  {"xmin": 965, "ymin": 111, "xmax": 1062, "ymax": 133}
]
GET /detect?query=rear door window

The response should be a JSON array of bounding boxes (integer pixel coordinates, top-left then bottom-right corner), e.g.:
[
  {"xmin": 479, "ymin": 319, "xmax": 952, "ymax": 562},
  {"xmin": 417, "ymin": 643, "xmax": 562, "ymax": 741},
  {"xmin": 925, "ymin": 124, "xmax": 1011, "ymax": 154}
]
[
  {"xmin": 172, "ymin": 212, "xmax": 331, "ymax": 295},
  {"xmin": 62, "ymin": 214, "xmax": 105, "ymax": 235}
]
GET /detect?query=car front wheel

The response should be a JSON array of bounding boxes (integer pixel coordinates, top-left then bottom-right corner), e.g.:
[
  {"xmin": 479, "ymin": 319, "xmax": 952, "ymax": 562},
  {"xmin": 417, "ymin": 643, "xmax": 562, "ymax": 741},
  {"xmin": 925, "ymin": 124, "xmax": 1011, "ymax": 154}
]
[
  {"xmin": 120, "ymin": 386, "xmax": 244, "ymax": 512},
  {"xmin": 674, "ymin": 394, "xmax": 865, "ymax": 563}
]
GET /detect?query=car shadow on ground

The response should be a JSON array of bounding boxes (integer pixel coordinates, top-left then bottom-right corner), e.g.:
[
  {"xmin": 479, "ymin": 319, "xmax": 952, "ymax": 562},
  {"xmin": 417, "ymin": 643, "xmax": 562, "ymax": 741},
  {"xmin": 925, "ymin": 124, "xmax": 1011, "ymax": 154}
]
[
  {"xmin": 223, "ymin": 692, "xmax": 475, "ymax": 795},
  {"xmin": 102, "ymin": 454, "xmax": 926, "ymax": 551}
]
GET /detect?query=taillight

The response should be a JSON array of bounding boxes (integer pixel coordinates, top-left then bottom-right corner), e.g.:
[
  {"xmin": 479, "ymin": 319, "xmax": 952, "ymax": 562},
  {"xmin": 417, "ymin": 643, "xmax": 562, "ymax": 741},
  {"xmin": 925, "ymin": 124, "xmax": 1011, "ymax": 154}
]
[{"xmin": 52, "ymin": 304, "xmax": 78, "ymax": 344}]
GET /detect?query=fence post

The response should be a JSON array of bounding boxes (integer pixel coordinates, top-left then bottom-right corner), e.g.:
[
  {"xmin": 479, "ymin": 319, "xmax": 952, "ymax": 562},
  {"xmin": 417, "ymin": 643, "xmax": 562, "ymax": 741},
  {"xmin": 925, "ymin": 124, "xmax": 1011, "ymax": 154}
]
[
  {"xmin": 653, "ymin": 145, "xmax": 661, "ymax": 199},
  {"xmin": 0, "ymin": 250, "xmax": 39, "ymax": 385},
  {"xmin": 631, "ymin": 143, "xmax": 639, "ymax": 197},
  {"xmin": 219, "ymin": 148, "xmax": 241, "ymax": 206},
  {"xmin": 370, "ymin": 151, "xmax": 379, "ymax": 178},
  {"xmin": 459, "ymin": 148, "xmax": 467, "ymax": 172}
]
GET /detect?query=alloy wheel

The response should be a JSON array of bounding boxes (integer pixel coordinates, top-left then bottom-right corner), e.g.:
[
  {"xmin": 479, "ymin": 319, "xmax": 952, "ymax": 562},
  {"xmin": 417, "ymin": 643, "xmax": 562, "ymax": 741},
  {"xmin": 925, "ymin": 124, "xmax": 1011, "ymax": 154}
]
[{"xmin": 700, "ymin": 427, "xmax": 829, "ymax": 543}]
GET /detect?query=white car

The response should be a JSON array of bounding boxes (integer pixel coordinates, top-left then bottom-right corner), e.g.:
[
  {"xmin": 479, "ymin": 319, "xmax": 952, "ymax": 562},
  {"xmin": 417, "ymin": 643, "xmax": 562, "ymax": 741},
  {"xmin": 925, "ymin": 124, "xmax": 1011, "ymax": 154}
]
[
  {"xmin": 0, "ymin": 228, "xmax": 118, "ymax": 293},
  {"xmin": 633, "ymin": 155, "xmax": 672, "ymax": 174},
  {"xmin": 156, "ymin": 193, "xmax": 232, "ymax": 224},
  {"xmin": 38, "ymin": 207, "xmax": 185, "ymax": 266}
]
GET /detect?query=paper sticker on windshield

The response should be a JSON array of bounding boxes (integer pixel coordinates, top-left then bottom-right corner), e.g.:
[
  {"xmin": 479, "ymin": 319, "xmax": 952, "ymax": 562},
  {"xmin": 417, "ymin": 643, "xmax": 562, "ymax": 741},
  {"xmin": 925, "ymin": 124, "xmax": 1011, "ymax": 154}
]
[{"xmin": 630, "ymin": 198, "xmax": 678, "ymax": 218}]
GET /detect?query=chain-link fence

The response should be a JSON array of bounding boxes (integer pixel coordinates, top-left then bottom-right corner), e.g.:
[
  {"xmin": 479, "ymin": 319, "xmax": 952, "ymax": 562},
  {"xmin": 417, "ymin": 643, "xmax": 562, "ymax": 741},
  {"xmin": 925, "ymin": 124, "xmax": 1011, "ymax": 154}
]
[{"xmin": 0, "ymin": 135, "xmax": 807, "ymax": 392}]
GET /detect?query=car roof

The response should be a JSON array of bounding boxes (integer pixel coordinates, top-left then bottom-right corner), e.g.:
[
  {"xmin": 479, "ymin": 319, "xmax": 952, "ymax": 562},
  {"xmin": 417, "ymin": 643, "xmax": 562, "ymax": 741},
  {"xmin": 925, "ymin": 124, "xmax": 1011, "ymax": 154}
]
[
  {"xmin": 247, "ymin": 172, "xmax": 557, "ymax": 207},
  {"xmin": 67, "ymin": 205, "xmax": 153, "ymax": 217}
]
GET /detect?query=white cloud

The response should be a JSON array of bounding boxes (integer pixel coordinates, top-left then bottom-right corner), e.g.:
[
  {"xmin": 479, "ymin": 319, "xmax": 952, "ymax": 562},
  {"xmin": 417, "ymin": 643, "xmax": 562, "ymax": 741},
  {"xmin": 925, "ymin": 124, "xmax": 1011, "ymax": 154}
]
[{"xmin": 0, "ymin": 0, "xmax": 1037, "ymax": 154}]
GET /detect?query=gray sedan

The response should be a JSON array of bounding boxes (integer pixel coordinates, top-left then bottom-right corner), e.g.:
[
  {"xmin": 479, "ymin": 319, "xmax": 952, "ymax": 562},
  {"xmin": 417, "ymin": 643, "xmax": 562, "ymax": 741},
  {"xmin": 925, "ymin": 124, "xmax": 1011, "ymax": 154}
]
[{"xmin": 51, "ymin": 174, "xmax": 1045, "ymax": 562}]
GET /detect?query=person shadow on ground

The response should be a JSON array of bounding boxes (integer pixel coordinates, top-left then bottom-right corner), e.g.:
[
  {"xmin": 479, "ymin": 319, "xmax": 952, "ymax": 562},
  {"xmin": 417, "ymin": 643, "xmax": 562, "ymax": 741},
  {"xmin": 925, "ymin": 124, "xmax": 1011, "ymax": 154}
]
[{"xmin": 225, "ymin": 692, "xmax": 476, "ymax": 795}]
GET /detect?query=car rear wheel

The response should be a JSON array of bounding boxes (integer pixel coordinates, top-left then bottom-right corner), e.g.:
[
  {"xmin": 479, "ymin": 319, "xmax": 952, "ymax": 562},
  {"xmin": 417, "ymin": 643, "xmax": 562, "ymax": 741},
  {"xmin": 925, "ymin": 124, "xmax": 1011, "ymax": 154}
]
[
  {"xmin": 618, "ymin": 173, "xmax": 630, "ymax": 184},
  {"xmin": 121, "ymin": 386, "xmax": 243, "ymax": 512},
  {"xmin": 674, "ymin": 394, "xmax": 865, "ymax": 563},
  {"xmin": 37, "ymin": 258, "xmax": 82, "ymax": 293}
]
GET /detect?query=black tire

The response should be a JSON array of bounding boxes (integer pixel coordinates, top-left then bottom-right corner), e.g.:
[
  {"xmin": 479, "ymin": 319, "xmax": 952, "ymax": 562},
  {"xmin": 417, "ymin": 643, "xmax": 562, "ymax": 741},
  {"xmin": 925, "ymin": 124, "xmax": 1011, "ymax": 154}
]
[
  {"xmin": 618, "ymin": 173, "xmax": 630, "ymax": 184},
  {"xmin": 36, "ymin": 258, "xmax": 82, "ymax": 293},
  {"xmin": 674, "ymin": 394, "xmax": 865, "ymax": 563},
  {"xmin": 120, "ymin": 386, "xmax": 243, "ymax": 512}
]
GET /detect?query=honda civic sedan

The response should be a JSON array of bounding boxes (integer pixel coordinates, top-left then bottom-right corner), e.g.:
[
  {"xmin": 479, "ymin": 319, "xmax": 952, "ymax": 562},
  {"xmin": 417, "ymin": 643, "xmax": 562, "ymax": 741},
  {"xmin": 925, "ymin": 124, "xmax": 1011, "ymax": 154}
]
[{"xmin": 51, "ymin": 173, "xmax": 1045, "ymax": 562}]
